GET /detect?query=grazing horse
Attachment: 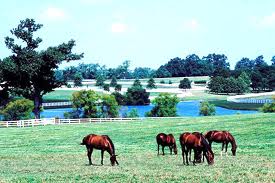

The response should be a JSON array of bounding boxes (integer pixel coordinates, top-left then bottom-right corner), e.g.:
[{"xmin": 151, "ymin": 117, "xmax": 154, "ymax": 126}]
[
  {"xmin": 156, "ymin": 133, "xmax": 178, "ymax": 155},
  {"xmin": 80, "ymin": 134, "xmax": 119, "ymax": 166},
  {"xmin": 179, "ymin": 132, "xmax": 214, "ymax": 165},
  {"xmin": 204, "ymin": 130, "xmax": 237, "ymax": 156}
]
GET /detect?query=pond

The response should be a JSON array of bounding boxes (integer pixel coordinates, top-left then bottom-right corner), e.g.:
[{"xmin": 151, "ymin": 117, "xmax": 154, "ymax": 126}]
[{"xmin": 41, "ymin": 101, "xmax": 258, "ymax": 118}]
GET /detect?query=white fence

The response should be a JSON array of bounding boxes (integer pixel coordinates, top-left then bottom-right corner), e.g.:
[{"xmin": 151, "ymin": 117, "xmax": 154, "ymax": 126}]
[
  {"xmin": 227, "ymin": 91, "xmax": 275, "ymax": 104},
  {"xmin": 0, "ymin": 117, "xmax": 185, "ymax": 128},
  {"xmin": 42, "ymin": 102, "xmax": 72, "ymax": 107}
]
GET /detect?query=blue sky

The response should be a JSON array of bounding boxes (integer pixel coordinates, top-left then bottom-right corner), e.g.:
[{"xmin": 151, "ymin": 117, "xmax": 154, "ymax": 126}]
[{"xmin": 1, "ymin": 0, "xmax": 275, "ymax": 69}]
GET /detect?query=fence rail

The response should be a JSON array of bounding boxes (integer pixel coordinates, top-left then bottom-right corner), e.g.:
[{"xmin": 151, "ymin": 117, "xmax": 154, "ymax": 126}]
[
  {"xmin": 42, "ymin": 102, "xmax": 72, "ymax": 107},
  {"xmin": 0, "ymin": 117, "xmax": 185, "ymax": 128}
]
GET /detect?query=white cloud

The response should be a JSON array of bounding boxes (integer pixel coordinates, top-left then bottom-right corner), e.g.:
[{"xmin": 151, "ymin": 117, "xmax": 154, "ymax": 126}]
[
  {"xmin": 182, "ymin": 19, "xmax": 200, "ymax": 31},
  {"xmin": 111, "ymin": 22, "xmax": 128, "ymax": 33},
  {"xmin": 261, "ymin": 12, "xmax": 275, "ymax": 27},
  {"xmin": 40, "ymin": 7, "xmax": 67, "ymax": 21},
  {"xmin": 80, "ymin": 0, "xmax": 112, "ymax": 5}
]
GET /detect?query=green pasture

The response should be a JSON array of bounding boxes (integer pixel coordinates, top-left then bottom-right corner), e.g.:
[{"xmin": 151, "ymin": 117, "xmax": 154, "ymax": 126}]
[
  {"xmin": 0, "ymin": 113, "xmax": 274, "ymax": 182},
  {"xmin": 210, "ymin": 100, "xmax": 264, "ymax": 110}
]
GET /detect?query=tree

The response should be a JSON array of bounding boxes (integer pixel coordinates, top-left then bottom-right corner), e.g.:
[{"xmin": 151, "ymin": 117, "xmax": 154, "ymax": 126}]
[
  {"xmin": 199, "ymin": 101, "xmax": 216, "ymax": 116},
  {"xmin": 203, "ymin": 54, "xmax": 230, "ymax": 77},
  {"xmin": 71, "ymin": 90, "xmax": 119, "ymax": 118},
  {"xmin": 103, "ymin": 83, "xmax": 110, "ymax": 91},
  {"xmin": 95, "ymin": 74, "xmax": 105, "ymax": 87},
  {"xmin": 132, "ymin": 67, "xmax": 155, "ymax": 79},
  {"xmin": 179, "ymin": 78, "xmax": 191, "ymax": 90},
  {"xmin": 100, "ymin": 94, "xmax": 119, "ymax": 118},
  {"xmin": 112, "ymin": 91, "xmax": 126, "ymax": 105},
  {"xmin": 1, "ymin": 18, "xmax": 83, "ymax": 118},
  {"xmin": 115, "ymin": 84, "xmax": 122, "ymax": 92},
  {"xmin": 146, "ymin": 93, "xmax": 179, "ymax": 117},
  {"xmin": 72, "ymin": 90, "xmax": 99, "ymax": 118},
  {"xmin": 125, "ymin": 86, "xmax": 150, "ymax": 105},
  {"xmin": 147, "ymin": 78, "xmax": 157, "ymax": 89},
  {"xmin": 132, "ymin": 79, "xmax": 142, "ymax": 88},
  {"xmin": 110, "ymin": 76, "xmax": 117, "ymax": 87},
  {"xmin": 125, "ymin": 108, "xmax": 139, "ymax": 118},
  {"xmin": 73, "ymin": 72, "xmax": 83, "ymax": 87},
  {"xmin": 0, "ymin": 99, "xmax": 34, "ymax": 120},
  {"xmin": 260, "ymin": 96, "xmax": 275, "ymax": 113}
]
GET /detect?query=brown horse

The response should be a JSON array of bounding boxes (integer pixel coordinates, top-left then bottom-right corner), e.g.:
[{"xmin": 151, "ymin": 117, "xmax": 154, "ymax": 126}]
[
  {"xmin": 80, "ymin": 134, "xmax": 119, "ymax": 166},
  {"xmin": 179, "ymin": 132, "xmax": 214, "ymax": 165},
  {"xmin": 156, "ymin": 133, "xmax": 177, "ymax": 155},
  {"xmin": 204, "ymin": 130, "xmax": 237, "ymax": 156}
]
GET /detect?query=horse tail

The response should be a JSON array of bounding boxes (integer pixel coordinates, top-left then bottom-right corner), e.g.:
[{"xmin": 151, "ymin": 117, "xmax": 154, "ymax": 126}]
[
  {"xmin": 80, "ymin": 134, "xmax": 91, "ymax": 145},
  {"xmin": 204, "ymin": 131, "xmax": 213, "ymax": 140}
]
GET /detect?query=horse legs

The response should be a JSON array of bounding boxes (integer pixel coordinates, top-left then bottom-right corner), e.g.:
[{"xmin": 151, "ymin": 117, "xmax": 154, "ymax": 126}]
[
  {"xmin": 101, "ymin": 150, "xmax": 104, "ymax": 165},
  {"xmin": 87, "ymin": 147, "xmax": 93, "ymax": 165},
  {"xmin": 221, "ymin": 142, "xmax": 225, "ymax": 156},
  {"xmin": 157, "ymin": 144, "xmax": 160, "ymax": 155},
  {"xmin": 185, "ymin": 148, "xmax": 189, "ymax": 165},
  {"xmin": 181, "ymin": 146, "xmax": 185, "ymax": 165},
  {"xmin": 193, "ymin": 149, "xmax": 196, "ymax": 165},
  {"xmin": 225, "ymin": 142, "xmax": 229, "ymax": 156},
  {"xmin": 162, "ymin": 145, "xmax": 165, "ymax": 155},
  {"xmin": 189, "ymin": 149, "xmax": 191, "ymax": 162},
  {"xmin": 169, "ymin": 146, "xmax": 172, "ymax": 155}
]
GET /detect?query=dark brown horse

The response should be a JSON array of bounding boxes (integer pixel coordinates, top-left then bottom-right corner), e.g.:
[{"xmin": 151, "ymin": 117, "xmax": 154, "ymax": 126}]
[
  {"xmin": 179, "ymin": 132, "xmax": 214, "ymax": 165},
  {"xmin": 156, "ymin": 133, "xmax": 177, "ymax": 155},
  {"xmin": 204, "ymin": 130, "xmax": 237, "ymax": 156},
  {"xmin": 80, "ymin": 134, "xmax": 119, "ymax": 166}
]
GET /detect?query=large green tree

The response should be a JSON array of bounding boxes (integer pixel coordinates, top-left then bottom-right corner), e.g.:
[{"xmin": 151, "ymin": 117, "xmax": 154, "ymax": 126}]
[
  {"xmin": 1, "ymin": 18, "xmax": 83, "ymax": 118},
  {"xmin": 146, "ymin": 93, "xmax": 179, "ymax": 117}
]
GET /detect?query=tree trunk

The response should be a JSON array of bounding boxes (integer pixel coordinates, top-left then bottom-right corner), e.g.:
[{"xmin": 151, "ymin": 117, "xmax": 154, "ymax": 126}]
[{"xmin": 34, "ymin": 94, "xmax": 42, "ymax": 119}]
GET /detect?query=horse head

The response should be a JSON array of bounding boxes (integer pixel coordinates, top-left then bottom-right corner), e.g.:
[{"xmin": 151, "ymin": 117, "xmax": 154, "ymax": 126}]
[
  {"xmin": 110, "ymin": 155, "xmax": 119, "ymax": 166},
  {"xmin": 231, "ymin": 144, "xmax": 237, "ymax": 156}
]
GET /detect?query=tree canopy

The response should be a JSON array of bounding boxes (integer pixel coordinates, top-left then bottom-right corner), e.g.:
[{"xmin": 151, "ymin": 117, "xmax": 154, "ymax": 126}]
[{"xmin": 0, "ymin": 18, "xmax": 83, "ymax": 118}]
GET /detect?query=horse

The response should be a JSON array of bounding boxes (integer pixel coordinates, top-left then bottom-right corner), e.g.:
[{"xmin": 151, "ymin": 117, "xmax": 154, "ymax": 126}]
[
  {"xmin": 204, "ymin": 130, "xmax": 237, "ymax": 156},
  {"xmin": 156, "ymin": 133, "xmax": 178, "ymax": 155},
  {"xmin": 179, "ymin": 132, "xmax": 214, "ymax": 165},
  {"xmin": 80, "ymin": 134, "xmax": 119, "ymax": 166}
]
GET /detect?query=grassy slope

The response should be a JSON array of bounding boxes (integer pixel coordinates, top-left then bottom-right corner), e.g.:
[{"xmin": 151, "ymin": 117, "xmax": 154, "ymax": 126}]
[
  {"xmin": 0, "ymin": 113, "xmax": 274, "ymax": 182},
  {"xmin": 210, "ymin": 100, "xmax": 264, "ymax": 110}
]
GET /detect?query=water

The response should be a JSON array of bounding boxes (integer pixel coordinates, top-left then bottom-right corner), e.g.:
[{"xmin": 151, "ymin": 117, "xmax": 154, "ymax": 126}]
[{"xmin": 41, "ymin": 101, "xmax": 258, "ymax": 118}]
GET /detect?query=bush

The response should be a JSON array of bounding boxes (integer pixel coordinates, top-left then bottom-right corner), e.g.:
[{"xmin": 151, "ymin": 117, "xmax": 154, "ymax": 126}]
[
  {"xmin": 179, "ymin": 78, "xmax": 191, "ymax": 89},
  {"xmin": 103, "ymin": 84, "xmax": 110, "ymax": 91},
  {"xmin": 115, "ymin": 84, "xmax": 122, "ymax": 91},
  {"xmin": 160, "ymin": 80, "xmax": 165, "ymax": 84},
  {"xmin": 146, "ymin": 93, "xmax": 179, "ymax": 117},
  {"xmin": 125, "ymin": 108, "xmax": 139, "ymax": 118},
  {"xmin": 194, "ymin": 80, "xmax": 207, "ymax": 84},
  {"xmin": 199, "ymin": 101, "xmax": 216, "ymax": 116},
  {"xmin": 0, "ymin": 99, "xmax": 34, "ymax": 120},
  {"xmin": 260, "ymin": 96, "xmax": 275, "ymax": 113},
  {"xmin": 168, "ymin": 80, "xmax": 172, "ymax": 84}
]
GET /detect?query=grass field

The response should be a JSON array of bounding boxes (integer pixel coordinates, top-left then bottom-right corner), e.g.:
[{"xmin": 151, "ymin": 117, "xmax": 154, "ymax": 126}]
[
  {"xmin": 0, "ymin": 113, "xmax": 274, "ymax": 182},
  {"xmin": 210, "ymin": 100, "xmax": 264, "ymax": 110}
]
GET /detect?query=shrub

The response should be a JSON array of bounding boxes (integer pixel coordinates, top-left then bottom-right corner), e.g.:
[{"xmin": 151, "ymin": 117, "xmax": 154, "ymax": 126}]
[
  {"xmin": 260, "ymin": 96, "xmax": 275, "ymax": 113},
  {"xmin": 199, "ymin": 101, "xmax": 216, "ymax": 116},
  {"xmin": 160, "ymin": 80, "xmax": 165, "ymax": 84},
  {"xmin": 146, "ymin": 93, "xmax": 179, "ymax": 117},
  {"xmin": 179, "ymin": 78, "xmax": 191, "ymax": 89},
  {"xmin": 1, "ymin": 99, "xmax": 34, "ymax": 120},
  {"xmin": 194, "ymin": 80, "xmax": 207, "ymax": 84}
]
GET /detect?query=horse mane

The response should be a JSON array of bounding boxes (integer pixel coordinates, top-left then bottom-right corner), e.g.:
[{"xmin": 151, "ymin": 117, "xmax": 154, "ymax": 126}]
[
  {"xmin": 228, "ymin": 132, "xmax": 237, "ymax": 149},
  {"xmin": 200, "ymin": 134, "xmax": 213, "ymax": 155},
  {"xmin": 103, "ymin": 135, "xmax": 115, "ymax": 155}
]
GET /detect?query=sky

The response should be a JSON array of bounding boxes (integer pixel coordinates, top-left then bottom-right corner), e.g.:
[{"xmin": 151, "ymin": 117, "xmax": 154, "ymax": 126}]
[{"xmin": 1, "ymin": 0, "xmax": 275, "ymax": 70}]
